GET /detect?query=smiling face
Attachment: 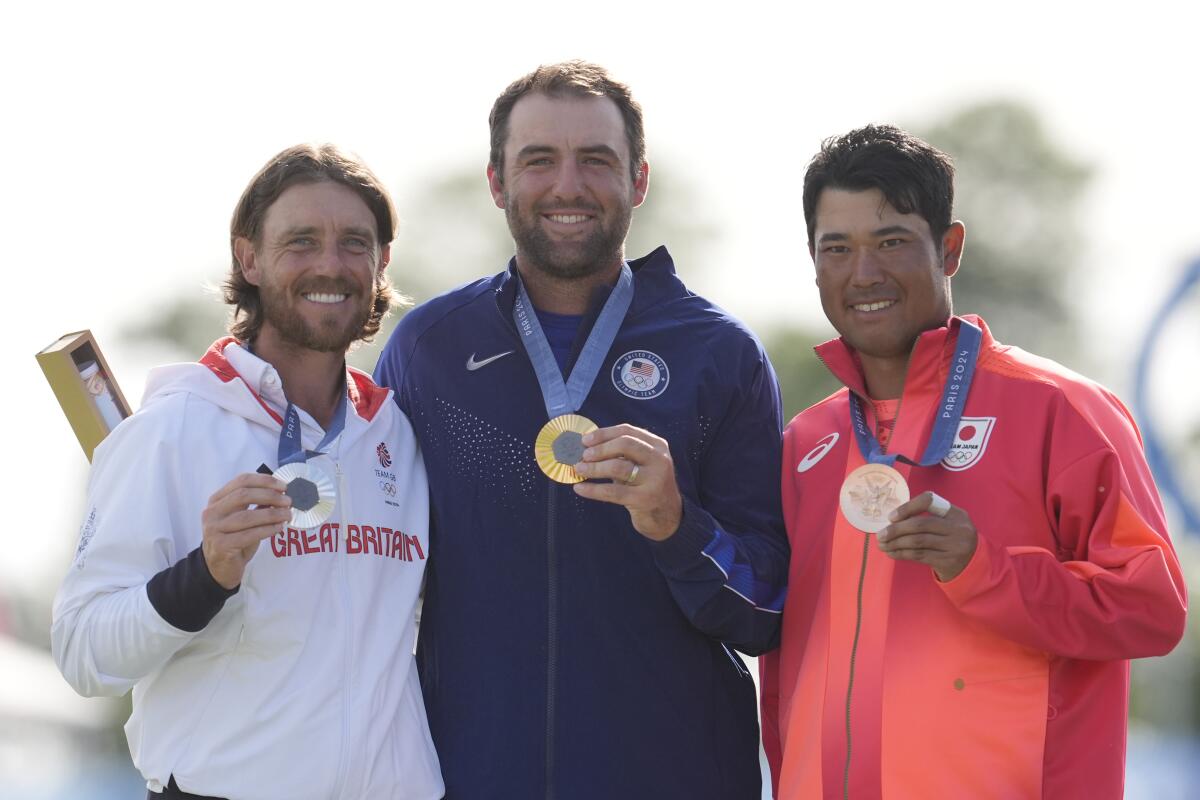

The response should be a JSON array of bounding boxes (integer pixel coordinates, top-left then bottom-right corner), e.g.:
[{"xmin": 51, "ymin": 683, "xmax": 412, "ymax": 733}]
[
  {"xmin": 235, "ymin": 180, "xmax": 389, "ymax": 354},
  {"xmin": 812, "ymin": 187, "xmax": 964, "ymax": 376},
  {"xmin": 487, "ymin": 92, "xmax": 649, "ymax": 286}
]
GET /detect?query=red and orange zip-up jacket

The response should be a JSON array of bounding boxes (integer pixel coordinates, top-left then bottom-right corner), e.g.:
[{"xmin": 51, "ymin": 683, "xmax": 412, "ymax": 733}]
[{"xmin": 760, "ymin": 315, "xmax": 1186, "ymax": 799}]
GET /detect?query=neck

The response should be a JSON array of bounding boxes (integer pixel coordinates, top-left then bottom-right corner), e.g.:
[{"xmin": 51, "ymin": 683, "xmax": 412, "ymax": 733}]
[
  {"xmin": 252, "ymin": 331, "xmax": 346, "ymax": 429},
  {"xmin": 858, "ymin": 352, "xmax": 909, "ymax": 400},
  {"xmin": 515, "ymin": 258, "xmax": 622, "ymax": 315}
]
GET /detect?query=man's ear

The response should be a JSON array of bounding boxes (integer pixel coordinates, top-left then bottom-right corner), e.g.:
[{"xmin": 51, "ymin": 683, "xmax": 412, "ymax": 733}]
[
  {"xmin": 941, "ymin": 221, "xmax": 966, "ymax": 278},
  {"xmin": 233, "ymin": 237, "xmax": 260, "ymax": 286},
  {"xmin": 378, "ymin": 243, "xmax": 391, "ymax": 276},
  {"xmin": 631, "ymin": 160, "xmax": 650, "ymax": 208},
  {"xmin": 487, "ymin": 163, "xmax": 505, "ymax": 209}
]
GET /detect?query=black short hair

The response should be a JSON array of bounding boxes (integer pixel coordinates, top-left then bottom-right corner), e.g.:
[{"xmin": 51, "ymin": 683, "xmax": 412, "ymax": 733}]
[{"xmin": 803, "ymin": 125, "xmax": 955, "ymax": 245}]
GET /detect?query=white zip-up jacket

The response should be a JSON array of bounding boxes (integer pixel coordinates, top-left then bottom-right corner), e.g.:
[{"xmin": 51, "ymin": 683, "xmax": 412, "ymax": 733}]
[{"xmin": 52, "ymin": 338, "xmax": 443, "ymax": 800}]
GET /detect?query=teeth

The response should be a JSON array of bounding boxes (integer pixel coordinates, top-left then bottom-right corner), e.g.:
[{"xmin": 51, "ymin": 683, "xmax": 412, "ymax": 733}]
[
  {"xmin": 852, "ymin": 300, "xmax": 894, "ymax": 312},
  {"xmin": 304, "ymin": 293, "xmax": 348, "ymax": 304},
  {"xmin": 547, "ymin": 214, "xmax": 589, "ymax": 224}
]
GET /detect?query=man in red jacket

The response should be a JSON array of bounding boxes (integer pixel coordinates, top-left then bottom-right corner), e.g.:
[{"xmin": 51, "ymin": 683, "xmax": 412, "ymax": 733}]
[{"xmin": 761, "ymin": 124, "xmax": 1186, "ymax": 799}]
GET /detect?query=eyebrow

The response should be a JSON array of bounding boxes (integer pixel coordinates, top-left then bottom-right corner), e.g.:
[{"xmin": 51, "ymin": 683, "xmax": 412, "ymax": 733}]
[
  {"xmin": 873, "ymin": 225, "xmax": 916, "ymax": 238},
  {"xmin": 514, "ymin": 143, "xmax": 622, "ymax": 161},
  {"xmin": 816, "ymin": 225, "xmax": 917, "ymax": 245},
  {"xmin": 816, "ymin": 232, "xmax": 848, "ymax": 244},
  {"xmin": 578, "ymin": 144, "xmax": 620, "ymax": 159},
  {"xmin": 340, "ymin": 225, "xmax": 376, "ymax": 241},
  {"xmin": 276, "ymin": 225, "xmax": 376, "ymax": 242}
]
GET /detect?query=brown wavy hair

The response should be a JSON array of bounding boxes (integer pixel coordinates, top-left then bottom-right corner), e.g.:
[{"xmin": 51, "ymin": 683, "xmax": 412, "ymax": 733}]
[
  {"xmin": 224, "ymin": 143, "xmax": 401, "ymax": 344},
  {"xmin": 489, "ymin": 60, "xmax": 645, "ymax": 183}
]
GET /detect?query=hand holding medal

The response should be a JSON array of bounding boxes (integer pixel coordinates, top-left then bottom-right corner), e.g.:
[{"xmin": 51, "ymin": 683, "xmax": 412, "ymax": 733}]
[
  {"xmin": 201, "ymin": 472, "xmax": 293, "ymax": 590},
  {"xmin": 570, "ymin": 423, "xmax": 683, "ymax": 542},
  {"xmin": 876, "ymin": 491, "xmax": 977, "ymax": 582},
  {"xmin": 838, "ymin": 320, "xmax": 983, "ymax": 580}
]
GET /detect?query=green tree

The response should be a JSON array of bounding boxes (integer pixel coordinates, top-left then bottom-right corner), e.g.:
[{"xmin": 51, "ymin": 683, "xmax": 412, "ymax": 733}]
[{"xmin": 921, "ymin": 101, "xmax": 1092, "ymax": 364}]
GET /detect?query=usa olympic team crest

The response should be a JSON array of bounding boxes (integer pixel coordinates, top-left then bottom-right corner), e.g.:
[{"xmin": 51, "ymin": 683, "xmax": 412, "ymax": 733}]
[{"xmin": 612, "ymin": 350, "xmax": 669, "ymax": 400}]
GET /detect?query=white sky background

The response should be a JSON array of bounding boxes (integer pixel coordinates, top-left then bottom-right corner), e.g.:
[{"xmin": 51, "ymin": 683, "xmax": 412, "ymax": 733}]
[{"xmin": 2, "ymin": 1, "xmax": 1198, "ymax": 594}]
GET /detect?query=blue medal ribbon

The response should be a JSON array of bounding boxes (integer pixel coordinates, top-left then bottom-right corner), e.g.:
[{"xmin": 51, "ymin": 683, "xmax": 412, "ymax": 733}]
[
  {"xmin": 849, "ymin": 319, "xmax": 982, "ymax": 467},
  {"xmin": 278, "ymin": 390, "xmax": 348, "ymax": 467},
  {"xmin": 513, "ymin": 264, "xmax": 635, "ymax": 419}
]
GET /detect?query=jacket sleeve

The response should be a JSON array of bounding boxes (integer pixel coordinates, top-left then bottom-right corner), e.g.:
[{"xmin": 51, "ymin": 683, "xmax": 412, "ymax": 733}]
[
  {"xmin": 373, "ymin": 312, "xmax": 416, "ymax": 414},
  {"xmin": 758, "ymin": 649, "xmax": 783, "ymax": 796},
  {"xmin": 939, "ymin": 394, "xmax": 1187, "ymax": 660},
  {"xmin": 649, "ymin": 345, "xmax": 790, "ymax": 655},
  {"xmin": 51, "ymin": 403, "xmax": 218, "ymax": 697}
]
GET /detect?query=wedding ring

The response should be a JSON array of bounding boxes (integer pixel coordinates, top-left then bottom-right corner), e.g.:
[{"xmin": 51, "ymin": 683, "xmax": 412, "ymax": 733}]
[
  {"xmin": 927, "ymin": 492, "xmax": 952, "ymax": 518},
  {"xmin": 625, "ymin": 463, "xmax": 641, "ymax": 486}
]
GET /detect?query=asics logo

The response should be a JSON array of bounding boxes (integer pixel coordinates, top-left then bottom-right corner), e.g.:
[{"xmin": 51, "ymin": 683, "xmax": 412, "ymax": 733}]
[
  {"xmin": 466, "ymin": 350, "xmax": 514, "ymax": 371},
  {"xmin": 797, "ymin": 432, "xmax": 839, "ymax": 472}
]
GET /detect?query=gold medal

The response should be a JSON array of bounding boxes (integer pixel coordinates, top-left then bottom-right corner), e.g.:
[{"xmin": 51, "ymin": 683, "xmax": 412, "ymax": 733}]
[
  {"xmin": 535, "ymin": 414, "xmax": 598, "ymax": 484},
  {"xmin": 839, "ymin": 463, "xmax": 910, "ymax": 533},
  {"xmin": 274, "ymin": 462, "xmax": 337, "ymax": 529}
]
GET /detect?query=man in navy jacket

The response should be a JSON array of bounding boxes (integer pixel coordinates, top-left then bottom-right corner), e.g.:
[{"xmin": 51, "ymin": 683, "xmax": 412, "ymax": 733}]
[{"xmin": 375, "ymin": 61, "xmax": 788, "ymax": 799}]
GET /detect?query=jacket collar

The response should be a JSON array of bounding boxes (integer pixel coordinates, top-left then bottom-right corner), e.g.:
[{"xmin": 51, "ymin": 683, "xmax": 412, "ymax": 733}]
[
  {"xmin": 814, "ymin": 314, "xmax": 993, "ymax": 400},
  {"xmin": 489, "ymin": 247, "xmax": 680, "ymax": 372},
  {"xmin": 491, "ymin": 245, "xmax": 679, "ymax": 322},
  {"xmin": 199, "ymin": 337, "xmax": 390, "ymax": 424}
]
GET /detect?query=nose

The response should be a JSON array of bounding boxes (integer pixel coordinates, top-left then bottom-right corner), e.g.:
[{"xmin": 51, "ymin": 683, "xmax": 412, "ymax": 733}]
[
  {"xmin": 848, "ymin": 249, "xmax": 886, "ymax": 287},
  {"xmin": 312, "ymin": 239, "xmax": 348, "ymax": 275},
  {"xmin": 550, "ymin": 159, "xmax": 587, "ymax": 201}
]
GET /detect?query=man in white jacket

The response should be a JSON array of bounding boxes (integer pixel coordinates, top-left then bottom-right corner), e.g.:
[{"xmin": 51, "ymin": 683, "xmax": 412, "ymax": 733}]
[{"xmin": 52, "ymin": 144, "xmax": 443, "ymax": 800}]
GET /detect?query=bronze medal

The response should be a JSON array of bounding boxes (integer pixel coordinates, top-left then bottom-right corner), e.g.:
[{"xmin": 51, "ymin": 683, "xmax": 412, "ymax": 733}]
[
  {"xmin": 535, "ymin": 414, "xmax": 598, "ymax": 484},
  {"xmin": 839, "ymin": 463, "xmax": 910, "ymax": 533}
]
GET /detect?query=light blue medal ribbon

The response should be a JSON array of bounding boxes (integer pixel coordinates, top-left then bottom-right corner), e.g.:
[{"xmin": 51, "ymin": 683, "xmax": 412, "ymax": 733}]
[
  {"xmin": 273, "ymin": 389, "xmax": 348, "ymax": 527},
  {"xmin": 848, "ymin": 319, "xmax": 982, "ymax": 467},
  {"xmin": 278, "ymin": 390, "xmax": 348, "ymax": 467},
  {"xmin": 513, "ymin": 264, "xmax": 635, "ymax": 419}
]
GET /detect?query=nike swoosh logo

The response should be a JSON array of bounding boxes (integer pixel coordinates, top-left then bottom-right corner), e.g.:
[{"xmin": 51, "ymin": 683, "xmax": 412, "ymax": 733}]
[{"xmin": 466, "ymin": 350, "xmax": 515, "ymax": 371}]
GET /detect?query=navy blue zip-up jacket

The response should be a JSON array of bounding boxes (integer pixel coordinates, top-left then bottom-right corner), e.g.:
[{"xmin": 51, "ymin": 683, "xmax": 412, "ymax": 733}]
[{"xmin": 375, "ymin": 247, "xmax": 788, "ymax": 799}]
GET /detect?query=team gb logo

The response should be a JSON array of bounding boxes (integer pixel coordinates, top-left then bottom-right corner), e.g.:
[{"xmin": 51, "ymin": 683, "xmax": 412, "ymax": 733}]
[
  {"xmin": 377, "ymin": 442, "xmax": 392, "ymax": 468},
  {"xmin": 941, "ymin": 417, "xmax": 996, "ymax": 471}
]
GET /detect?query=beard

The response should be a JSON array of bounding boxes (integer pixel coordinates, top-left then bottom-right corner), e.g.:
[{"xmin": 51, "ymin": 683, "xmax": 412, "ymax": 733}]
[
  {"xmin": 257, "ymin": 276, "xmax": 374, "ymax": 354},
  {"xmin": 504, "ymin": 194, "xmax": 632, "ymax": 281}
]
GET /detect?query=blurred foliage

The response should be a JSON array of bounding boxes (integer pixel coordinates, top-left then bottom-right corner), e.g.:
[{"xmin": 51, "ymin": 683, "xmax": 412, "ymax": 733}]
[
  {"xmin": 764, "ymin": 326, "xmax": 841, "ymax": 424},
  {"xmin": 922, "ymin": 101, "xmax": 1092, "ymax": 366}
]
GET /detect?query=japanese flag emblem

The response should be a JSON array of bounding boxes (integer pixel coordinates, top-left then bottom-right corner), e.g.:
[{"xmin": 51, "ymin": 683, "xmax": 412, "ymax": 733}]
[{"xmin": 941, "ymin": 417, "xmax": 996, "ymax": 472}]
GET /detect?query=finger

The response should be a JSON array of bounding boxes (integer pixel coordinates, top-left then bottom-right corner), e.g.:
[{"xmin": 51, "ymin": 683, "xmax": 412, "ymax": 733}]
[
  {"xmin": 573, "ymin": 457, "xmax": 641, "ymax": 484},
  {"xmin": 210, "ymin": 486, "xmax": 294, "ymax": 518},
  {"xmin": 580, "ymin": 435, "xmax": 661, "ymax": 465},
  {"xmin": 888, "ymin": 491, "xmax": 953, "ymax": 524},
  {"xmin": 879, "ymin": 547, "xmax": 942, "ymax": 565},
  {"xmin": 877, "ymin": 515, "xmax": 949, "ymax": 544},
  {"xmin": 581, "ymin": 424, "xmax": 666, "ymax": 453},
  {"xmin": 224, "ymin": 522, "xmax": 294, "ymax": 551},
  {"xmin": 573, "ymin": 479, "xmax": 634, "ymax": 507},
  {"xmin": 210, "ymin": 506, "xmax": 293, "ymax": 536},
  {"xmin": 208, "ymin": 473, "xmax": 288, "ymax": 505},
  {"xmin": 877, "ymin": 532, "xmax": 950, "ymax": 554},
  {"xmin": 926, "ymin": 492, "xmax": 952, "ymax": 518}
]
